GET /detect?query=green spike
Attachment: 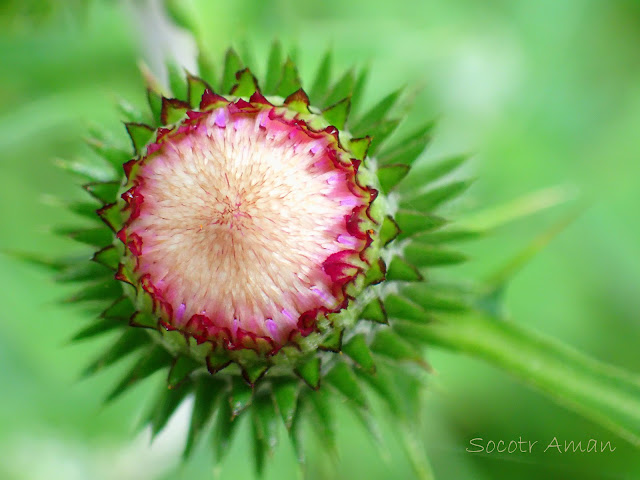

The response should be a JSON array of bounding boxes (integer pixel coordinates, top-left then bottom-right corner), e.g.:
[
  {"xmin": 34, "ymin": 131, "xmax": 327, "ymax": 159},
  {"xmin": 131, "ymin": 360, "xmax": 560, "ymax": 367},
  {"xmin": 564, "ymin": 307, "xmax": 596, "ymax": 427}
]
[
  {"xmin": 395, "ymin": 210, "xmax": 447, "ymax": 240},
  {"xmin": 350, "ymin": 66, "xmax": 369, "ymax": 115},
  {"xmin": 230, "ymin": 376, "xmax": 253, "ymax": 417},
  {"xmin": 187, "ymin": 73, "xmax": 211, "ymax": 108},
  {"xmin": 401, "ymin": 284, "xmax": 468, "ymax": 312},
  {"xmin": 378, "ymin": 121, "xmax": 436, "ymax": 166},
  {"xmin": 239, "ymin": 40, "xmax": 257, "ymax": 72},
  {"xmin": 283, "ymin": 89, "xmax": 311, "ymax": 114},
  {"xmin": 403, "ymin": 242, "xmax": 467, "ymax": 267},
  {"xmin": 54, "ymin": 157, "xmax": 116, "ymax": 182},
  {"xmin": 368, "ymin": 118, "xmax": 401, "ymax": 155},
  {"xmin": 63, "ymin": 200, "xmax": 100, "ymax": 222},
  {"xmin": 370, "ymin": 329, "xmax": 423, "ymax": 365},
  {"xmin": 197, "ymin": 49, "xmax": 217, "ymax": 87},
  {"xmin": 221, "ymin": 48, "xmax": 243, "ymax": 94},
  {"xmin": 308, "ymin": 389, "xmax": 337, "ymax": 456},
  {"xmin": 326, "ymin": 361, "xmax": 367, "ymax": 408},
  {"xmin": 106, "ymin": 345, "xmax": 172, "ymax": 403},
  {"xmin": 54, "ymin": 226, "xmax": 113, "ymax": 247},
  {"xmin": 310, "ymin": 49, "xmax": 332, "ymax": 102},
  {"xmin": 66, "ymin": 280, "xmax": 122, "ymax": 303},
  {"xmin": 294, "ymin": 356, "xmax": 321, "ymax": 389},
  {"xmin": 386, "ymin": 257, "xmax": 423, "ymax": 282},
  {"xmin": 116, "ymin": 98, "xmax": 147, "ymax": 124},
  {"xmin": 83, "ymin": 181, "xmax": 120, "ymax": 204},
  {"xmin": 360, "ymin": 297, "xmax": 388, "ymax": 324},
  {"xmin": 377, "ymin": 163, "xmax": 410, "ymax": 192},
  {"xmin": 241, "ymin": 363, "xmax": 270, "ymax": 386},
  {"xmin": 161, "ymin": 98, "xmax": 189, "ymax": 125},
  {"xmin": 349, "ymin": 136, "xmax": 371, "ymax": 161},
  {"xmin": 379, "ymin": 215, "xmax": 401, "ymax": 246},
  {"xmin": 71, "ymin": 316, "xmax": 126, "ymax": 341},
  {"xmin": 55, "ymin": 261, "xmax": 111, "ymax": 283},
  {"xmin": 356, "ymin": 362, "xmax": 401, "ymax": 417},
  {"xmin": 147, "ymin": 89, "xmax": 163, "ymax": 125},
  {"xmin": 212, "ymin": 392, "xmax": 242, "ymax": 463},
  {"xmin": 276, "ymin": 58, "xmax": 302, "ymax": 97},
  {"xmin": 92, "ymin": 245, "xmax": 119, "ymax": 270},
  {"xmin": 100, "ymin": 296, "xmax": 135, "ymax": 320},
  {"xmin": 402, "ymin": 179, "xmax": 473, "ymax": 212},
  {"xmin": 322, "ymin": 97, "xmax": 351, "ymax": 129},
  {"xmin": 252, "ymin": 411, "xmax": 267, "ymax": 477},
  {"xmin": 272, "ymin": 380, "xmax": 299, "ymax": 431},
  {"xmin": 264, "ymin": 41, "xmax": 283, "ymax": 95},
  {"xmin": 82, "ymin": 329, "xmax": 150, "ymax": 377},
  {"xmin": 288, "ymin": 402, "xmax": 306, "ymax": 466},
  {"xmin": 206, "ymin": 351, "xmax": 232, "ymax": 374},
  {"xmin": 168, "ymin": 355, "xmax": 201, "ymax": 388},
  {"xmin": 231, "ymin": 68, "xmax": 259, "ymax": 97},
  {"xmin": 97, "ymin": 202, "xmax": 122, "ymax": 232},
  {"xmin": 400, "ymin": 154, "xmax": 468, "ymax": 192},
  {"xmin": 415, "ymin": 228, "xmax": 482, "ymax": 244},
  {"xmin": 85, "ymin": 136, "xmax": 130, "ymax": 170},
  {"xmin": 324, "ymin": 69, "xmax": 355, "ymax": 107},
  {"xmin": 342, "ymin": 333, "xmax": 375, "ymax": 373},
  {"xmin": 352, "ymin": 88, "xmax": 402, "ymax": 134},
  {"xmin": 128, "ymin": 311, "xmax": 159, "ymax": 329},
  {"xmin": 167, "ymin": 62, "xmax": 187, "ymax": 100},
  {"xmin": 364, "ymin": 258, "xmax": 386, "ymax": 286},
  {"xmin": 184, "ymin": 377, "xmax": 224, "ymax": 458},
  {"xmin": 125, "ymin": 122, "xmax": 155, "ymax": 155},
  {"xmin": 252, "ymin": 392, "xmax": 279, "ymax": 474},
  {"xmin": 383, "ymin": 293, "xmax": 427, "ymax": 323},
  {"xmin": 147, "ymin": 381, "xmax": 193, "ymax": 437},
  {"xmin": 319, "ymin": 328, "xmax": 343, "ymax": 352}
]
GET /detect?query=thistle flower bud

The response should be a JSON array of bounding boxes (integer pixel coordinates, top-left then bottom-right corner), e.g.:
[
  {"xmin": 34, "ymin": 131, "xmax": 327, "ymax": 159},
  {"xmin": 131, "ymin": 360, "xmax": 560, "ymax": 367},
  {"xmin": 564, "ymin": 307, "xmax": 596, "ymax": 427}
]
[{"xmin": 57, "ymin": 43, "xmax": 470, "ymax": 473}]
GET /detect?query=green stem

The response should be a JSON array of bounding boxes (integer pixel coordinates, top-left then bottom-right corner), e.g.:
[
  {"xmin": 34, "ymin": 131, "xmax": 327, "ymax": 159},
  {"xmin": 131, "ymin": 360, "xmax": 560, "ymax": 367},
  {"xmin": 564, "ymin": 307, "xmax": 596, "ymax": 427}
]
[{"xmin": 405, "ymin": 312, "xmax": 640, "ymax": 447}]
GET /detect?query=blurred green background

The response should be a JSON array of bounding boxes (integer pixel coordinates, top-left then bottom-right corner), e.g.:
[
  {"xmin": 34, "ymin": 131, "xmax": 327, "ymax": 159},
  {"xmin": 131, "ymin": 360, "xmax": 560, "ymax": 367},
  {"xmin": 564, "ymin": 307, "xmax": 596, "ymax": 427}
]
[{"xmin": 1, "ymin": 0, "xmax": 640, "ymax": 479}]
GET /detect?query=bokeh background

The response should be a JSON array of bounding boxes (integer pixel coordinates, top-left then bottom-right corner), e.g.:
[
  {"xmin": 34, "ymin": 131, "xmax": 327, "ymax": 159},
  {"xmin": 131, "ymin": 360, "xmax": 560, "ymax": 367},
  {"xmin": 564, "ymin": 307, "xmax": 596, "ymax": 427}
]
[{"xmin": 1, "ymin": 0, "xmax": 640, "ymax": 479}]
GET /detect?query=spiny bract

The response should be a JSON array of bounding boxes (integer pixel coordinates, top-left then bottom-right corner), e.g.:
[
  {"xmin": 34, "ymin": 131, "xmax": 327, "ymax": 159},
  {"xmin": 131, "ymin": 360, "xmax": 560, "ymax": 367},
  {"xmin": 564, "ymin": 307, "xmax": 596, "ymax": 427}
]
[{"xmin": 56, "ymin": 43, "xmax": 471, "ymax": 473}]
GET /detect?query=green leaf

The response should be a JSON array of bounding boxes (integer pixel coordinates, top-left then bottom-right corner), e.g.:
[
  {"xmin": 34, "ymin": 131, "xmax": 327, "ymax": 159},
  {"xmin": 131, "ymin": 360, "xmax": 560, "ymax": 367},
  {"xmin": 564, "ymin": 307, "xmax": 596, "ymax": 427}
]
[
  {"xmin": 230, "ymin": 376, "xmax": 253, "ymax": 417},
  {"xmin": 264, "ymin": 41, "xmax": 283, "ymax": 95},
  {"xmin": 400, "ymin": 311, "xmax": 640, "ymax": 448},
  {"xmin": 252, "ymin": 392, "xmax": 279, "ymax": 475},
  {"xmin": 324, "ymin": 69, "xmax": 355, "ymax": 107},
  {"xmin": 146, "ymin": 381, "xmax": 193, "ymax": 438},
  {"xmin": 401, "ymin": 284, "xmax": 468, "ymax": 313},
  {"xmin": 351, "ymin": 66, "xmax": 369, "ymax": 115},
  {"xmin": 161, "ymin": 98, "xmax": 189, "ymax": 125},
  {"xmin": 71, "ymin": 316, "xmax": 126, "ymax": 341},
  {"xmin": 364, "ymin": 258, "xmax": 386, "ymax": 286},
  {"xmin": 360, "ymin": 297, "xmax": 388, "ymax": 324},
  {"xmin": 85, "ymin": 136, "xmax": 130, "ymax": 170},
  {"xmin": 54, "ymin": 157, "xmax": 116, "ymax": 182},
  {"xmin": 55, "ymin": 261, "xmax": 110, "ymax": 283},
  {"xmin": 221, "ymin": 48, "xmax": 243, "ymax": 94},
  {"xmin": 82, "ymin": 328, "xmax": 151, "ymax": 377},
  {"xmin": 400, "ymin": 154, "xmax": 468, "ymax": 192},
  {"xmin": 106, "ymin": 345, "xmax": 172, "ymax": 402},
  {"xmin": 395, "ymin": 210, "xmax": 447, "ymax": 240},
  {"xmin": 125, "ymin": 122, "xmax": 155, "ymax": 155},
  {"xmin": 349, "ymin": 136, "xmax": 371, "ymax": 161},
  {"xmin": 272, "ymin": 380, "xmax": 299, "ymax": 431},
  {"xmin": 342, "ymin": 333, "xmax": 375, "ymax": 373},
  {"xmin": 322, "ymin": 97, "xmax": 351, "ymax": 130},
  {"xmin": 197, "ymin": 49, "xmax": 217, "ymax": 87},
  {"xmin": 401, "ymin": 179, "xmax": 472, "ymax": 212},
  {"xmin": 386, "ymin": 257, "xmax": 423, "ymax": 282},
  {"xmin": 97, "ymin": 203, "xmax": 122, "ymax": 232},
  {"xmin": 184, "ymin": 377, "xmax": 224, "ymax": 458},
  {"xmin": 415, "ymin": 228, "xmax": 482, "ymax": 244},
  {"xmin": 403, "ymin": 243, "xmax": 467, "ymax": 267},
  {"xmin": 308, "ymin": 389, "xmax": 337, "ymax": 456},
  {"xmin": 83, "ymin": 181, "xmax": 120, "ymax": 204},
  {"xmin": 146, "ymin": 89, "xmax": 163, "ymax": 125},
  {"xmin": 377, "ymin": 163, "xmax": 410, "ymax": 192},
  {"xmin": 116, "ymin": 98, "xmax": 147, "ymax": 124},
  {"xmin": 378, "ymin": 121, "xmax": 436, "ymax": 166},
  {"xmin": 100, "ymin": 296, "xmax": 134, "ymax": 320},
  {"xmin": 352, "ymin": 88, "xmax": 402, "ymax": 134},
  {"xmin": 319, "ymin": 328, "xmax": 343, "ymax": 352},
  {"xmin": 326, "ymin": 362, "xmax": 367, "ymax": 408},
  {"xmin": 310, "ymin": 49, "xmax": 332, "ymax": 103},
  {"xmin": 294, "ymin": 356, "xmax": 321, "ymax": 389},
  {"xmin": 276, "ymin": 58, "xmax": 302, "ymax": 97},
  {"xmin": 241, "ymin": 363, "xmax": 270, "ymax": 386}
]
